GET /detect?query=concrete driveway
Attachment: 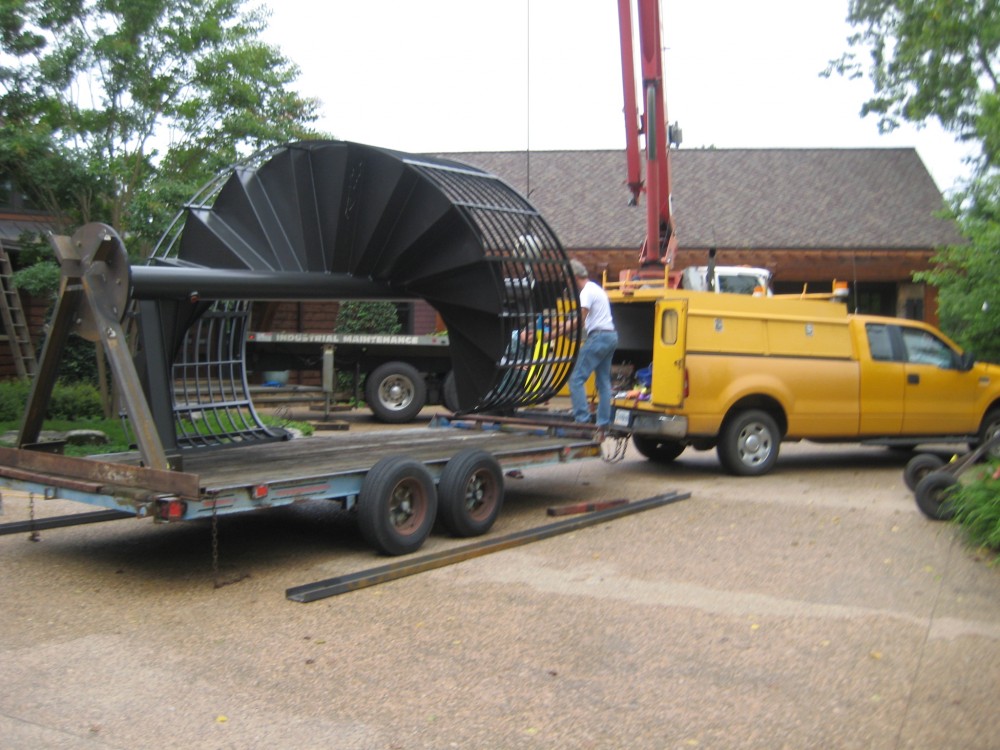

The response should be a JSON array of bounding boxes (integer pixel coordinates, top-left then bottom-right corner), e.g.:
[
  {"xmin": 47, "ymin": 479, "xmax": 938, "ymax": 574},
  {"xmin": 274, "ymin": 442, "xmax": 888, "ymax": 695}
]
[{"xmin": 1, "ymin": 407, "xmax": 998, "ymax": 749}]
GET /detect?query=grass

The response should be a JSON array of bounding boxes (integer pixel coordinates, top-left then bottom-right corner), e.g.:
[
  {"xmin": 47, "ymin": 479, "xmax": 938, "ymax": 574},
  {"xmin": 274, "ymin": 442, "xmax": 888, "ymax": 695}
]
[
  {"xmin": 949, "ymin": 462, "xmax": 1000, "ymax": 554},
  {"xmin": 0, "ymin": 413, "xmax": 314, "ymax": 457}
]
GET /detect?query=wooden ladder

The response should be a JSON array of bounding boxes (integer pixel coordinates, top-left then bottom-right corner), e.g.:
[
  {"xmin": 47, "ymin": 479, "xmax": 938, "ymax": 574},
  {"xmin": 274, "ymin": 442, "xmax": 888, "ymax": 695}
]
[{"xmin": 0, "ymin": 242, "xmax": 37, "ymax": 378}]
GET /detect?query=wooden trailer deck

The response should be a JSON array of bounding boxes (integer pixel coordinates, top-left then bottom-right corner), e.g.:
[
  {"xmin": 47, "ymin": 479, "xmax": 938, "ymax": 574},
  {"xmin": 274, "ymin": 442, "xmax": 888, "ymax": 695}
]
[{"xmin": 0, "ymin": 419, "xmax": 602, "ymax": 523}]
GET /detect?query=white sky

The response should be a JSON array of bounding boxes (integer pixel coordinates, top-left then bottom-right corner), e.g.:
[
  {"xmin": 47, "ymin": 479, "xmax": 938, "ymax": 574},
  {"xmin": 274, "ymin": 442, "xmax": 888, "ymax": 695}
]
[{"xmin": 260, "ymin": 0, "xmax": 977, "ymax": 194}]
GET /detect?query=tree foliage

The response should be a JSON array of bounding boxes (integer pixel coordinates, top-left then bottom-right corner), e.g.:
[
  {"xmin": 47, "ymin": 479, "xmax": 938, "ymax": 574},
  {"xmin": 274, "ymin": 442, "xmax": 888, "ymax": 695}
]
[
  {"xmin": 830, "ymin": 1, "xmax": 1000, "ymax": 359},
  {"xmin": 0, "ymin": 0, "xmax": 323, "ymax": 254},
  {"xmin": 827, "ymin": 0, "xmax": 1000, "ymax": 172},
  {"xmin": 915, "ymin": 173, "xmax": 1000, "ymax": 360}
]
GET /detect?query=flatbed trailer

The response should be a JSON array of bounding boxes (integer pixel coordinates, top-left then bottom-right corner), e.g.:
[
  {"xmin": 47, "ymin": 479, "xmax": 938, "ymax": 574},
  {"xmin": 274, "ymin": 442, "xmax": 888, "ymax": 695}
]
[
  {"xmin": 0, "ymin": 417, "xmax": 602, "ymax": 555},
  {"xmin": 1, "ymin": 143, "xmax": 595, "ymax": 556}
]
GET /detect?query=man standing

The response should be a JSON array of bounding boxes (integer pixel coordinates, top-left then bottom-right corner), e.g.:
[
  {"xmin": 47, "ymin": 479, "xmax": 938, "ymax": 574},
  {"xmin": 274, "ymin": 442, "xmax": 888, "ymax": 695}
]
[{"xmin": 567, "ymin": 259, "xmax": 618, "ymax": 434}]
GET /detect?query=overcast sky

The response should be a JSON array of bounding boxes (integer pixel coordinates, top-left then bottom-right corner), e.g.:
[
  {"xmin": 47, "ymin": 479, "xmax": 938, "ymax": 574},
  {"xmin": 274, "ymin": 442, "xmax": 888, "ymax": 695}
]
[{"xmin": 260, "ymin": 0, "xmax": 977, "ymax": 194}]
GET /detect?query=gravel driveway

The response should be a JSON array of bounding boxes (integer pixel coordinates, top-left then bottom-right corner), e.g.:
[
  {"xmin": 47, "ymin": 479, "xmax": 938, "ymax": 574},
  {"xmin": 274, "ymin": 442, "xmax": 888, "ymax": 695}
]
[{"xmin": 2, "ymin": 406, "xmax": 998, "ymax": 749}]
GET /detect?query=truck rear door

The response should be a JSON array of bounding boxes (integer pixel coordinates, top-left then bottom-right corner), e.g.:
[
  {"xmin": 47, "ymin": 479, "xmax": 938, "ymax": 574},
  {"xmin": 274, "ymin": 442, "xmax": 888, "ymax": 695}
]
[{"xmin": 651, "ymin": 298, "xmax": 687, "ymax": 407}]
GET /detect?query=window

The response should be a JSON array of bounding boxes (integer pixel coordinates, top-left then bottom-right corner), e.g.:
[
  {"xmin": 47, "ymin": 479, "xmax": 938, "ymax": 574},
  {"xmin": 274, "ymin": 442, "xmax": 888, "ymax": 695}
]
[
  {"xmin": 660, "ymin": 309, "xmax": 678, "ymax": 345},
  {"xmin": 866, "ymin": 323, "xmax": 895, "ymax": 361},
  {"xmin": 901, "ymin": 327, "xmax": 955, "ymax": 368}
]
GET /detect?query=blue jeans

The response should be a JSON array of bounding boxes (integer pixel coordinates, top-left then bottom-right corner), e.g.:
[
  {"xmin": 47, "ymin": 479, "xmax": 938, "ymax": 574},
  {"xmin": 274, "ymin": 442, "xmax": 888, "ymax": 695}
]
[{"xmin": 569, "ymin": 330, "xmax": 618, "ymax": 427}]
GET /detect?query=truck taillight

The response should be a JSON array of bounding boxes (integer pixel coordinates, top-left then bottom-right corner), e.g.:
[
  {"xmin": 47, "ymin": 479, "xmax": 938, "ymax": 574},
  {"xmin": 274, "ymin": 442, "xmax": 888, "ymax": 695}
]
[
  {"xmin": 684, "ymin": 369, "xmax": 689, "ymax": 398},
  {"xmin": 157, "ymin": 498, "xmax": 187, "ymax": 521}
]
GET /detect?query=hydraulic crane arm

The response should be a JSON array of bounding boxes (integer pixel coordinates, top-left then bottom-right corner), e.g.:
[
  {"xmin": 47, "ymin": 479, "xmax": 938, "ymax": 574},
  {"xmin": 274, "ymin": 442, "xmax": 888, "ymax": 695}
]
[{"xmin": 618, "ymin": 0, "xmax": 678, "ymax": 269}]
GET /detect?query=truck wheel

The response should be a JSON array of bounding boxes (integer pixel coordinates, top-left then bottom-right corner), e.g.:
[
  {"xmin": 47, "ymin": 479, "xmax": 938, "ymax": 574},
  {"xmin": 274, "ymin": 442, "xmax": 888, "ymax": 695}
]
[
  {"xmin": 903, "ymin": 453, "xmax": 945, "ymax": 491},
  {"xmin": 974, "ymin": 409, "xmax": 1000, "ymax": 457},
  {"xmin": 717, "ymin": 409, "xmax": 780, "ymax": 476},
  {"xmin": 914, "ymin": 471, "xmax": 959, "ymax": 521},
  {"xmin": 442, "ymin": 371, "xmax": 461, "ymax": 413},
  {"xmin": 437, "ymin": 449, "xmax": 503, "ymax": 537},
  {"xmin": 365, "ymin": 362, "xmax": 427, "ymax": 423},
  {"xmin": 632, "ymin": 435, "xmax": 685, "ymax": 463},
  {"xmin": 358, "ymin": 456, "xmax": 438, "ymax": 555}
]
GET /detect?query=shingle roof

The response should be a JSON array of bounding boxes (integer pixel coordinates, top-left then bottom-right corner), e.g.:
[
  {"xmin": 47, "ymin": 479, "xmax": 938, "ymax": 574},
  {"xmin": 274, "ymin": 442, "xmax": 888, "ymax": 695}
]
[{"xmin": 432, "ymin": 148, "xmax": 963, "ymax": 252}]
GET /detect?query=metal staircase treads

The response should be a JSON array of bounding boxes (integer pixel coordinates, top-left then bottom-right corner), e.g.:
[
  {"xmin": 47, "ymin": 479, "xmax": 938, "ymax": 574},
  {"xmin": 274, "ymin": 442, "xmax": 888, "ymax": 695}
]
[{"xmin": 167, "ymin": 139, "xmax": 579, "ymax": 415}]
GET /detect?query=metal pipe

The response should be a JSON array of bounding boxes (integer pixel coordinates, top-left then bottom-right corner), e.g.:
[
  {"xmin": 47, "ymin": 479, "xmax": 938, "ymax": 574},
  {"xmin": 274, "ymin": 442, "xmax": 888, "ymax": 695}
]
[{"xmin": 130, "ymin": 267, "xmax": 404, "ymax": 301}]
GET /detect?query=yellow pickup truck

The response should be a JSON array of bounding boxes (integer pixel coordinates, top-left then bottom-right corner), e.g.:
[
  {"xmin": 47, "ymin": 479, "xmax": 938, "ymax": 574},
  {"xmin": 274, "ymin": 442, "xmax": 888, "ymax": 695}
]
[{"xmin": 607, "ymin": 289, "xmax": 1000, "ymax": 476}]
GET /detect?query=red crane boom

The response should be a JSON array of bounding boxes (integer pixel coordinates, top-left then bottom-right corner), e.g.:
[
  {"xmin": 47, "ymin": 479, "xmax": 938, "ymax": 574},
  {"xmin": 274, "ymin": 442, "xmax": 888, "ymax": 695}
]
[{"xmin": 618, "ymin": 0, "xmax": 679, "ymax": 272}]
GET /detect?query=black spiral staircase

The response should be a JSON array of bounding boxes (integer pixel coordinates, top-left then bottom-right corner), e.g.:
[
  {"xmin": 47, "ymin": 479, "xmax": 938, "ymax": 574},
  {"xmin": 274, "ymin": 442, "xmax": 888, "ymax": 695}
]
[{"xmin": 124, "ymin": 140, "xmax": 580, "ymax": 453}]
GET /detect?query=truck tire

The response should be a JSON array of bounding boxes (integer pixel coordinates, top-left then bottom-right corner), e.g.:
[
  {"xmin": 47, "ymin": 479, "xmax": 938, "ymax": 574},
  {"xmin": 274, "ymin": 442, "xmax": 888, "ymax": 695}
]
[
  {"xmin": 442, "ymin": 371, "xmax": 461, "ymax": 413},
  {"xmin": 914, "ymin": 471, "xmax": 958, "ymax": 521},
  {"xmin": 717, "ymin": 409, "xmax": 780, "ymax": 476},
  {"xmin": 358, "ymin": 456, "xmax": 438, "ymax": 555},
  {"xmin": 632, "ymin": 435, "xmax": 685, "ymax": 463},
  {"xmin": 974, "ymin": 409, "xmax": 1000, "ymax": 457},
  {"xmin": 365, "ymin": 361, "xmax": 427, "ymax": 423},
  {"xmin": 437, "ymin": 449, "xmax": 503, "ymax": 537},
  {"xmin": 903, "ymin": 453, "xmax": 945, "ymax": 492}
]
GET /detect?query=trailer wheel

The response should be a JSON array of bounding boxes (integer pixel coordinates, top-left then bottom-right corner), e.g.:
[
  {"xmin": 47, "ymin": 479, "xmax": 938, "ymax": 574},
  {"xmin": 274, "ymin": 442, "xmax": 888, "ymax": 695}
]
[
  {"xmin": 903, "ymin": 453, "xmax": 945, "ymax": 491},
  {"xmin": 717, "ymin": 409, "xmax": 780, "ymax": 476},
  {"xmin": 631, "ymin": 435, "xmax": 685, "ymax": 463},
  {"xmin": 914, "ymin": 471, "xmax": 959, "ymax": 521},
  {"xmin": 365, "ymin": 362, "xmax": 427, "ymax": 423},
  {"xmin": 437, "ymin": 449, "xmax": 503, "ymax": 537},
  {"xmin": 442, "ymin": 371, "xmax": 461, "ymax": 413},
  {"xmin": 358, "ymin": 456, "xmax": 438, "ymax": 555}
]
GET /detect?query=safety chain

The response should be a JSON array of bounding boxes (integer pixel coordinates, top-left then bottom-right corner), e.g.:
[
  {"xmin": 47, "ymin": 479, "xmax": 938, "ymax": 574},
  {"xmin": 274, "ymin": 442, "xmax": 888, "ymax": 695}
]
[
  {"xmin": 28, "ymin": 492, "xmax": 40, "ymax": 542},
  {"xmin": 601, "ymin": 434, "xmax": 629, "ymax": 464},
  {"xmin": 211, "ymin": 500, "xmax": 221, "ymax": 588},
  {"xmin": 210, "ymin": 501, "xmax": 249, "ymax": 589}
]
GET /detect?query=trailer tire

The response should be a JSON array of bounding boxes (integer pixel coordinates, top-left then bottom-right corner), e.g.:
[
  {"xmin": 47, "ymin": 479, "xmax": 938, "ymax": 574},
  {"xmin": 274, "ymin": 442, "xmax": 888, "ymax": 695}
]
[
  {"xmin": 442, "ymin": 371, "xmax": 461, "ymax": 413},
  {"xmin": 914, "ymin": 471, "xmax": 959, "ymax": 521},
  {"xmin": 366, "ymin": 362, "xmax": 427, "ymax": 423},
  {"xmin": 717, "ymin": 409, "xmax": 780, "ymax": 476},
  {"xmin": 631, "ymin": 435, "xmax": 685, "ymax": 463},
  {"xmin": 904, "ymin": 453, "xmax": 945, "ymax": 492},
  {"xmin": 358, "ymin": 456, "xmax": 438, "ymax": 555},
  {"xmin": 437, "ymin": 449, "xmax": 503, "ymax": 537}
]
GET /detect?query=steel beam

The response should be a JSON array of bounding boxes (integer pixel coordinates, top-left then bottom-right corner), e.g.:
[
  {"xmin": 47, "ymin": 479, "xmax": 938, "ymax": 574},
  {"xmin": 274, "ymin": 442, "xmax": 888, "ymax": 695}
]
[{"xmin": 286, "ymin": 491, "xmax": 690, "ymax": 602}]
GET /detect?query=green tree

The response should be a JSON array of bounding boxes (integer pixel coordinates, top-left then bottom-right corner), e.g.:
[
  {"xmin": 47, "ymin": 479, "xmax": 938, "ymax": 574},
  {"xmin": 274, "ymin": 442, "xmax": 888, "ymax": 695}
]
[
  {"xmin": 829, "ymin": 1, "xmax": 1000, "ymax": 359},
  {"xmin": 826, "ymin": 0, "xmax": 1000, "ymax": 173},
  {"xmin": 0, "ymin": 0, "xmax": 323, "ymax": 255}
]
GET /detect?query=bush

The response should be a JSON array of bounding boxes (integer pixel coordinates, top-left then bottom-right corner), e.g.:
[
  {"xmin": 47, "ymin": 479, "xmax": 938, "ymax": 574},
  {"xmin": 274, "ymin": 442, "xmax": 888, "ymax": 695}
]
[
  {"xmin": 0, "ymin": 378, "xmax": 103, "ymax": 421},
  {"xmin": 336, "ymin": 301, "xmax": 402, "ymax": 334},
  {"xmin": 12, "ymin": 261, "xmax": 60, "ymax": 297},
  {"xmin": 950, "ymin": 465, "xmax": 1000, "ymax": 553}
]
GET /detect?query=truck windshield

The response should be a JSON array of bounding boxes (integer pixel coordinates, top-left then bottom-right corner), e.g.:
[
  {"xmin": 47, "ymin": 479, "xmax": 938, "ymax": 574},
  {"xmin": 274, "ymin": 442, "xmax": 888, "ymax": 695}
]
[{"xmin": 717, "ymin": 275, "xmax": 762, "ymax": 295}]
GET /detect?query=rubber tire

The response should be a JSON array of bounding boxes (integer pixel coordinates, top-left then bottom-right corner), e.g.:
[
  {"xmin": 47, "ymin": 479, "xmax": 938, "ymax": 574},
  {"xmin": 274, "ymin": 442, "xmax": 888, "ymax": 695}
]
[
  {"xmin": 358, "ymin": 456, "xmax": 438, "ymax": 555},
  {"xmin": 914, "ymin": 470, "xmax": 959, "ymax": 521},
  {"xmin": 632, "ymin": 435, "xmax": 686, "ymax": 463},
  {"xmin": 717, "ymin": 409, "xmax": 781, "ymax": 476},
  {"xmin": 437, "ymin": 449, "xmax": 504, "ymax": 537},
  {"xmin": 365, "ymin": 361, "xmax": 427, "ymax": 423},
  {"xmin": 975, "ymin": 408, "xmax": 1000, "ymax": 457},
  {"xmin": 904, "ymin": 453, "xmax": 945, "ymax": 492},
  {"xmin": 442, "ymin": 371, "xmax": 461, "ymax": 413}
]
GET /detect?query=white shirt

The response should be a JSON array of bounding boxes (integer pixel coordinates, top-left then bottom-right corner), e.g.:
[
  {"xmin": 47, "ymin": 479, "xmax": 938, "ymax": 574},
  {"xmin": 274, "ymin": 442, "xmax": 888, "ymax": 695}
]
[{"xmin": 579, "ymin": 280, "xmax": 614, "ymax": 335}]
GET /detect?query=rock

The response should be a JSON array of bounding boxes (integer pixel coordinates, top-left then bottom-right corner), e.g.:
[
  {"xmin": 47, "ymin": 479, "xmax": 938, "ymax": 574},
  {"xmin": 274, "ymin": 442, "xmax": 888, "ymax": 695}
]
[{"xmin": 64, "ymin": 429, "xmax": 110, "ymax": 446}]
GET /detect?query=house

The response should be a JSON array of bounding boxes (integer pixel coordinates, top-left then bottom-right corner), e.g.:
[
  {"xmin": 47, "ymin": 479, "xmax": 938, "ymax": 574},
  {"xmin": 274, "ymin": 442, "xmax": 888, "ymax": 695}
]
[
  {"xmin": 436, "ymin": 148, "xmax": 963, "ymax": 324},
  {"xmin": 0, "ymin": 147, "xmax": 965, "ymax": 382}
]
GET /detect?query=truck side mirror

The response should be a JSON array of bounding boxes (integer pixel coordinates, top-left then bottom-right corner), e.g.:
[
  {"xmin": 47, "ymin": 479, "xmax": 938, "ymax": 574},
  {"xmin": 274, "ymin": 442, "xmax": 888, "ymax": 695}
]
[{"xmin": 959, "ymin": 351, "xmax": 976, "ymax": 371}]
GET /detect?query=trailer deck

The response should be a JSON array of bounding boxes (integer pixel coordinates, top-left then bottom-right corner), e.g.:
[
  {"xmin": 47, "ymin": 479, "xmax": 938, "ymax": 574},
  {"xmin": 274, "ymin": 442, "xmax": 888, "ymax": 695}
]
[{"xmin": 0, "ymin": 418, "xmax": 602, "ymax": 554}]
